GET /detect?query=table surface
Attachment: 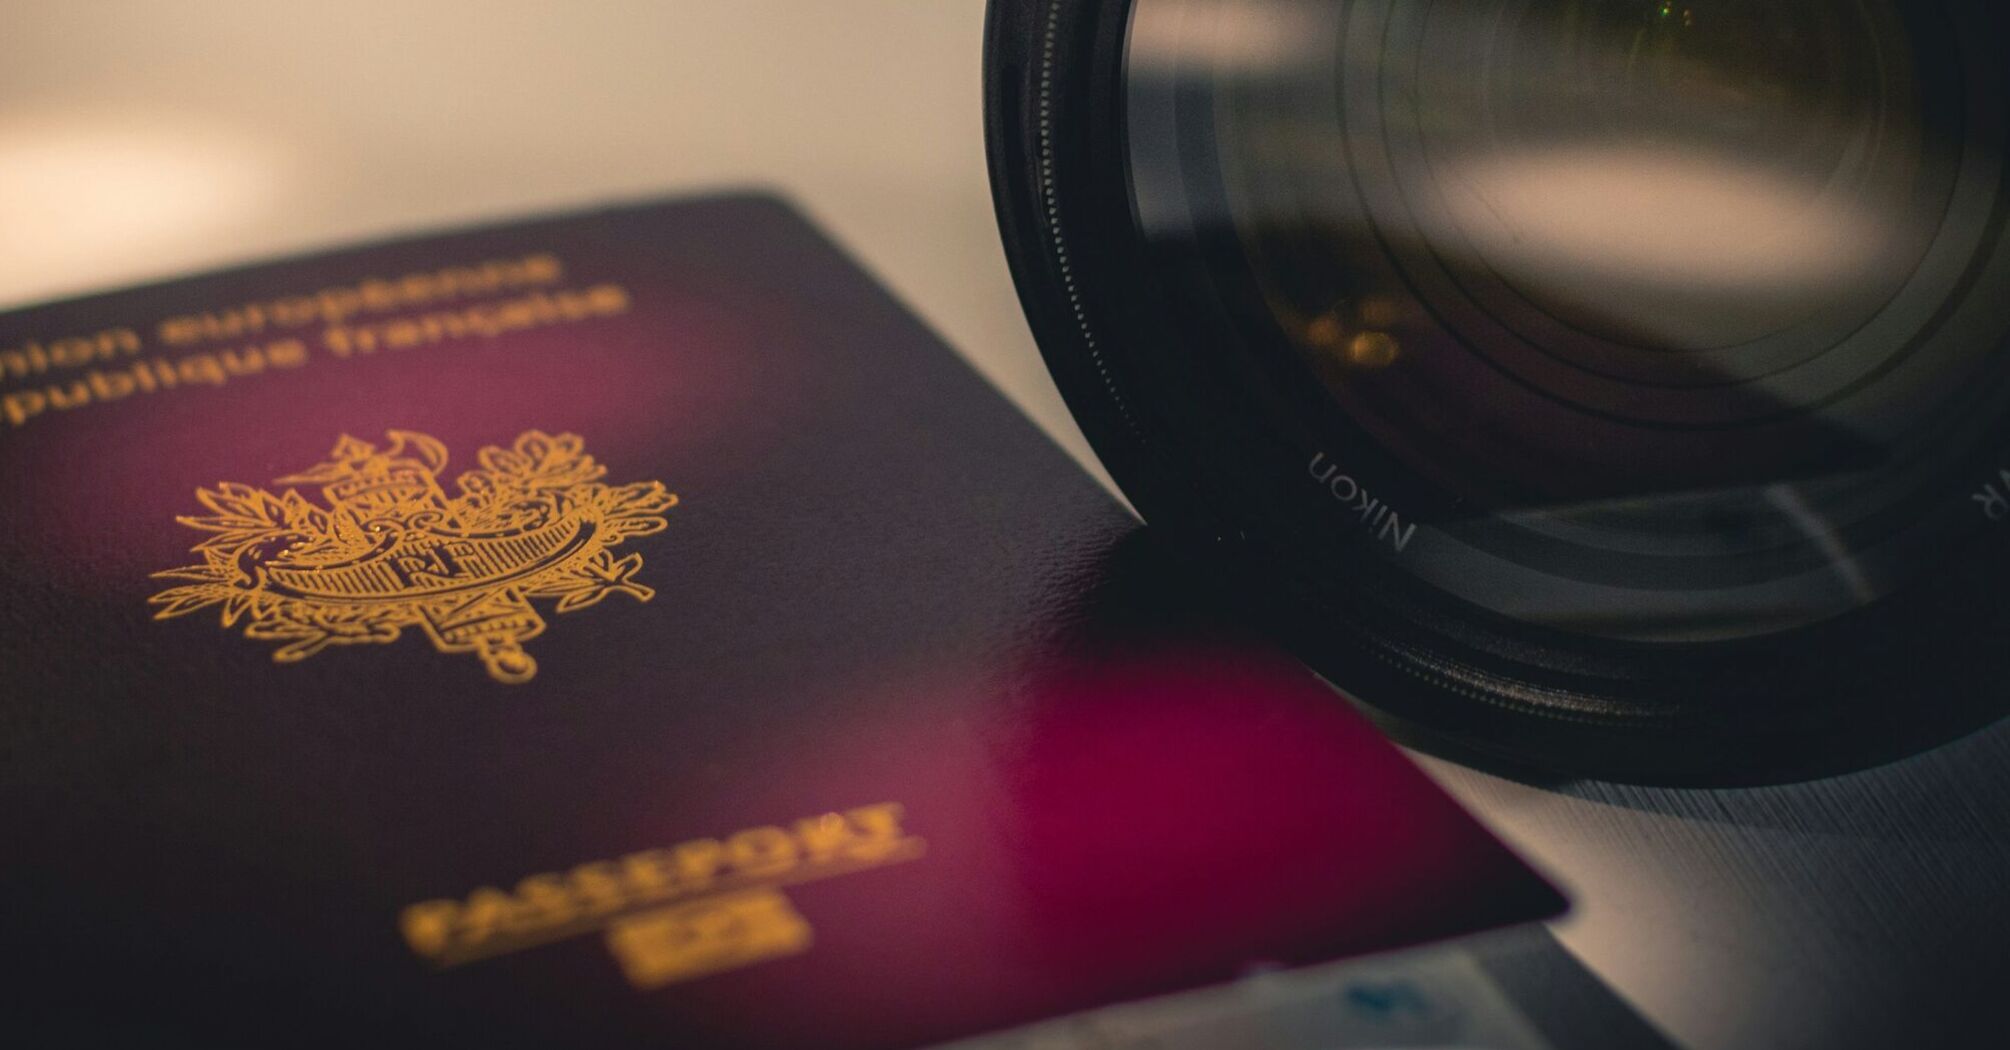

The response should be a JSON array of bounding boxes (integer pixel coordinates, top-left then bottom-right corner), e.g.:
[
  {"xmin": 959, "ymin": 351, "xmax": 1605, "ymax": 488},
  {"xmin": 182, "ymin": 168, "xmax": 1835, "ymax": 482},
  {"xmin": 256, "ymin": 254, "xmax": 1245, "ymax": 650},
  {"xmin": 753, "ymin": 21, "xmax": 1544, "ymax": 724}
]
[{"xmin": 4, "ymin": 4, "xmax": 2004, "ymax": 1047}]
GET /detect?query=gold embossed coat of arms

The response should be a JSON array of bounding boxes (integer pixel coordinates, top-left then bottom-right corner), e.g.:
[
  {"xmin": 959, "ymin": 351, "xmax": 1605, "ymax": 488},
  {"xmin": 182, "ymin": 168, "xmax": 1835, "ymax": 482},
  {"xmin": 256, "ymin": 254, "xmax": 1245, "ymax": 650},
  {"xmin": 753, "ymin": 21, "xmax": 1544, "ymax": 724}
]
[{"xmin": 150, "ymin": 429, "xmax": 676, "ymax": 683}]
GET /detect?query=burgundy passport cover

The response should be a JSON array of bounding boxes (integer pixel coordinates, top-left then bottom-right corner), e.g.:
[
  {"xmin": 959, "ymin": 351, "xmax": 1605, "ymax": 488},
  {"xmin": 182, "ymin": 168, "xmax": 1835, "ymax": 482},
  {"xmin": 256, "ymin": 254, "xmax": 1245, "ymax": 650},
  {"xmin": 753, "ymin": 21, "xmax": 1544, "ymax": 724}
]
[{"xmin": 0, "ymin": 195, "xmax": 1562, "ymax": 1048}]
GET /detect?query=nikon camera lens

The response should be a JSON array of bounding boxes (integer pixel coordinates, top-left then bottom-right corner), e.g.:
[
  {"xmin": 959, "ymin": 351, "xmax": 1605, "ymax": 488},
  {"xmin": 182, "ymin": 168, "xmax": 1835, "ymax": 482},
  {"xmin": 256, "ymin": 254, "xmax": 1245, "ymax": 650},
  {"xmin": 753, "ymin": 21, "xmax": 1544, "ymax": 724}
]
[{"xmin": 985, "ymin": 0, "xmax": 2010, "ymax": 783}]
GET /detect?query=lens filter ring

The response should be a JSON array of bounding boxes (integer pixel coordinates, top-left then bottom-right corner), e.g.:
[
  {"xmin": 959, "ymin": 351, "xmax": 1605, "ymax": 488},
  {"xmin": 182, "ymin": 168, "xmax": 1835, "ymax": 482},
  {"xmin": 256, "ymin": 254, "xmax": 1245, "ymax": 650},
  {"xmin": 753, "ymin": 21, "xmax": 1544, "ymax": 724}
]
[{"xmin": 987, "ymin": 0, "xmax": 2010, "ymax": 783}]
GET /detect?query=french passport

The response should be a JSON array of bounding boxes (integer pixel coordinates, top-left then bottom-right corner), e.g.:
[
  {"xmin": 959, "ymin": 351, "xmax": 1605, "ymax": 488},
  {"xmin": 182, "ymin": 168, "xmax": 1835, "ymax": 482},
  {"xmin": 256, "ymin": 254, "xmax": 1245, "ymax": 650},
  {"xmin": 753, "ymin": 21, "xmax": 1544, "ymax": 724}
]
[{"xmin": 0, "ymin": 196, "xmax": 1563, "ymax": 1048}]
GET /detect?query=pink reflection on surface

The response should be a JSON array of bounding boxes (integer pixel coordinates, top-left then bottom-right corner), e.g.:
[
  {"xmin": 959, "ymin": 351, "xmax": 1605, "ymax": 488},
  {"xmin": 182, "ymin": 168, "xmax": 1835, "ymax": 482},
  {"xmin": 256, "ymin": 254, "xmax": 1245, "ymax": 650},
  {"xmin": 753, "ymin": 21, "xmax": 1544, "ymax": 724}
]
[{"xmin": 605, "ymin": 650, "xmax": 1562, "ymax": 1049}]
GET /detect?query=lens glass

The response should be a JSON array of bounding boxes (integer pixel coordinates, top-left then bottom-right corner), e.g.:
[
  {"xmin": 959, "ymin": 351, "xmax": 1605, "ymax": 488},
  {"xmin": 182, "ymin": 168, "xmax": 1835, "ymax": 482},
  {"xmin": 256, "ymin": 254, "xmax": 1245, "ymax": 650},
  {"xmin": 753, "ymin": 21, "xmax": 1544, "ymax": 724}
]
[{"xmin": 1127, "ymin": 0, "xmax": 2010, "ymax": 640}]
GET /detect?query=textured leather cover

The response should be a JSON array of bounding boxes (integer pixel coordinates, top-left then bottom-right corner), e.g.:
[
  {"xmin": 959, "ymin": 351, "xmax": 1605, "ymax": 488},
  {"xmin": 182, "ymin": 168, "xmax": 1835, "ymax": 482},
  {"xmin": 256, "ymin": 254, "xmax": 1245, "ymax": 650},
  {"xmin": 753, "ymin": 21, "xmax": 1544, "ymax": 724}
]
[{"xmin": 0, "ymin": 195, "xmax": 1562, "ymax": 1048}]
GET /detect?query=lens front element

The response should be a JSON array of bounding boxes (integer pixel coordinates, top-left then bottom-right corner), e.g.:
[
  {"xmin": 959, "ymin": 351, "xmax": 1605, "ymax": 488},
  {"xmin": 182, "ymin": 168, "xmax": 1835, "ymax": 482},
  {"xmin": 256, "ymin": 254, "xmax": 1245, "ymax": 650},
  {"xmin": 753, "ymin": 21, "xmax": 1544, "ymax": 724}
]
[{"xmin": 1128, "ymin": 0, "xmax": 2010, "ymax": 642}]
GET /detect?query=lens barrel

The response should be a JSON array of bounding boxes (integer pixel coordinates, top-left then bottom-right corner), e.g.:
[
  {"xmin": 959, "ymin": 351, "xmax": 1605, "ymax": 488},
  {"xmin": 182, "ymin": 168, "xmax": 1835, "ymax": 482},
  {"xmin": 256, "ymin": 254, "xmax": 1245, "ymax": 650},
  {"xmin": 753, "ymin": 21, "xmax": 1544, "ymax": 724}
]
[{"xmin": 986, "ymin": 0, "xmax": 2010, "ymax": 784}]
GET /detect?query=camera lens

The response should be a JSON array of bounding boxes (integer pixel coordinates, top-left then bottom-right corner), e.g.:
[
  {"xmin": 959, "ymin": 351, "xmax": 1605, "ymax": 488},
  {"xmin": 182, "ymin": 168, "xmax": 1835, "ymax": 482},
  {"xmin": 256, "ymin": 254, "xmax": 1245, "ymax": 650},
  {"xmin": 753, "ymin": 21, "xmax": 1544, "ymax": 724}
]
[{"xmin": 988, "ymin": 0, "xmax": 2010, "ymax": 782}]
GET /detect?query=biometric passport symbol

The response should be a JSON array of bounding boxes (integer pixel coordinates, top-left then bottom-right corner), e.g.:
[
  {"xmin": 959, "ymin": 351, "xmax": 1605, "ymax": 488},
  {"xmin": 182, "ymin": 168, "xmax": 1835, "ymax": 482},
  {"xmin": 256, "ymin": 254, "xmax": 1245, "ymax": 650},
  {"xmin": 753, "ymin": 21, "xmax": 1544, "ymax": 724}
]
[{"xmin": 150, "ymin": 429, "xmax": 676, "ymax": 683}]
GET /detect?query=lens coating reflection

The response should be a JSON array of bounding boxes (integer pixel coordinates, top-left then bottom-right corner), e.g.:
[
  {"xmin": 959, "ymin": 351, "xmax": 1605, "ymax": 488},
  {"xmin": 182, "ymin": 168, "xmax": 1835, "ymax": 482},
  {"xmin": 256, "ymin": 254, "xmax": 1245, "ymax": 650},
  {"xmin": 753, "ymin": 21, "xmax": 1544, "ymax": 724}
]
[{"xmin": 1128, "ymin": 0, "xmax": 2010, "ymax": 640}]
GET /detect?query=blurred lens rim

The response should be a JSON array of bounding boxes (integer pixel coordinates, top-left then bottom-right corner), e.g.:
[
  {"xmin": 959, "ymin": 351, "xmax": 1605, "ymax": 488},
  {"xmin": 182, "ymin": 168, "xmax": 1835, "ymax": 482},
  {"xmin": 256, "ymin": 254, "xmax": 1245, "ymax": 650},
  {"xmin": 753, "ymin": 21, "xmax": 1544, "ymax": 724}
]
[{"xmin": 985, "ymin": 0, "xmax": 2010, "ymax": 784}]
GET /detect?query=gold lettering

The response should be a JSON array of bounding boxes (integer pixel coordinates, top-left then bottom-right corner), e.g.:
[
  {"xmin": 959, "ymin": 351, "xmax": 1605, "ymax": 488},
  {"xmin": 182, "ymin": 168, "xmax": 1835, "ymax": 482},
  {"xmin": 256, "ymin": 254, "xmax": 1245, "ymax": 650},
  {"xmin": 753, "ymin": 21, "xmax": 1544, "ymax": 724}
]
[
  {"xmin": 2, "ymin": 328, "xmax": 140, "ymax": 375},
  {"xmin": 268, "ymin": 297, "xmax": 321, "ymax": 327},
  {"xmin": 47, "ymin": 337, "xmax": 98, "ymax": 368},
  {"xmin": 569, "ymin": 861, "xmax": 630, "ymax": 916},
  {"xmin": 315, "ymin": 286, "xmax": 363, "ymax": 324},
  {"xmin": 673, "ymin": 838, "xmax": 727, "ymax": 893},
  {"xmin": 587, "ymin": 283, "xmax": 631, "ymax": 315},
  {"xmin": 157, "ymin": 316, "xmax": 204, "ymax": 346},
  {"xmin": 726, "ymin": 826, "xmax": 800, "ymax": 879},
  {"xmin": 3, "ymin": 389, "xmax": 46, "ymax": 425},
  {"xmin": 514, "ymin": 873, "xmax": 579, "ymax": 926},
  {"xmin": 395, "ymin": 804, "xmax": 923, "ymax": 973},
  {"xmin": 397, "ymin": 273, "xmax": 441, "ymax": 301},
  {"xmin": 176, "ymin": 354, "xmax": 227, "ymax": 386},
  {"xmin": 399, "ymin": 899, "xmax": 462, "ymax": 959},
  {"xmin": 217, "ymin": 348, "xmax": 266, "ymax": 377},
  {"xmin": 45, "ymin": 381, "xmax": 89, "ymax": 410},
  {"xmin": 266, "ymin": 339, "xmax": 309, "ymax": 368},
  {"xmin": 101, "ymin": 327, "xmax": 142, "ymax": 358},
  {"xmin": 457, "ymin": 886, "xmax": 524, "ymax": 946},
  {"xmin": 0, "ymin": 341, "xmax": 47, "ymax": 380},
  {"xmin": 493, "ymin": 300, "xmax": 541, "ymax": 333},
  {"xmin": 620, "ymin": 848, "xmax": 683, "ymax": 901},
  {"xmin": 438, "ymin": 266, "xmax": 498, "ymax": 297},
  {"xmin": 381, "ymin": 319, "xmax": 427, "ymax": 350},
  {"xmin": 87, "ymin": 368, "xmax": 133, "ymax": 401},
  {"xmin": 519, "ymin": 253, "xmax": 563, "ymax": 283},
  {"xmin": 322, "ymin": 325, "xmax": 378, "ymax": 357},
  {"xmin": 604, "ymin": 889, "xmax": 813, "ymax": 990},
  {"xmin": 418, "ymin": 311, "xmax": 469, "ymax": 341},
  {"xmin": 841, "ymin": 802, "xmax": 909, "ymax": 860}
]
